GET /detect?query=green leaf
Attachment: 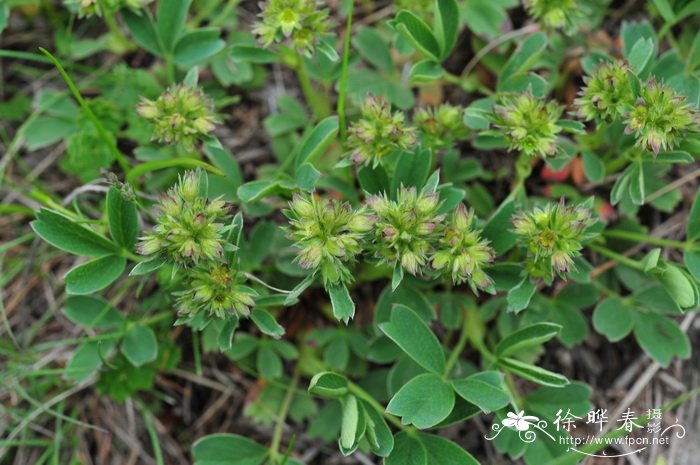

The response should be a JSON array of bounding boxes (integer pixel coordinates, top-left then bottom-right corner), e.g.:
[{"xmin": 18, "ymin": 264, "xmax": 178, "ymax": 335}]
[
  {"xmin": 391, "ymin": 149, "xmax": 431, "ymax": 194},
  {"xmin": 106, "ymin": 187, "xmax": 138, "ymax": 251},
  {"xmin": 482, "ymin": 199, "xmax": 517, "ymax": 255},
  {"xmin": 633, "ymin": 312, "xmax": 690, "ymax": 366},
  {"xmin": 452, "ymin": 373, "xmax": 510, "ymax": 413},
  {"xmin": 294, "ymin": 162, "xmax": 320, "ymax": 191},
  {"xmin": 294, "ymin": 116, "xmax": 338, "ymax": 169},
  {"xmin": 231, "ymin": 45, "xmax": 279, "ymax": 64},
  {"xmin": 357, "ymin": 165, "xmax": 390, "ymax": 194},
  {"xmin": 250, "ymin": 309, "xmax": 285, "ymax": 338},
  {"xmin": 122, "ymin": 8, "xmax": 162, "ymax": 56},
  {"xmin": 237, "ymin": 179, "xmax": 282, "ymax": 203},
  {"xmin": 353, "ymin": 27, "xmax": 393, "ymax": 73},
  {"xmin": 683, "ymin": 250, "xmax": 700, "ymax": 281},
  {"xmin": 499, "ymin": 32, "xmax": 547, "ymax": 85},
  {"xmin": 385, "ymin": 432, "xmax": 427, "ymax": 465},
  {"xmin": 157, "ymin": 0, "xmax": 191, "ymax": 52},
  {"xmin": 628, "ymin": 162, "xmax": 645, "ymax": 205},
  {"xmin": 121, "ymin": 325, "xmax": 158, "ymax": 367},
  {"xmin": 328, "ymin": 283, "xmax": 355, "ymax": 324},
  {"xmin": 65, "ymin": 339, "xmax": 116, "ymax": 382},
  {"xmin": 652, "ymin": 0, "xmax": 676, "ymax": 22},
  {"xmin": 687, "ymin": 189, "xmax": 700, "ymax": 240},
  {"xmin": 498, "ymin": 357, "xmax": 569, "ymax": 387},
  {"xmin": 308, "ymin": 371, "xmax": 349, "ymax": 398},
  {"xmin": 581, "ymin": 151, "xmax": 605, "ymax": 182},
  {"xmin": 173, "ymin": 28, "xmax": 225, "ymax": 66},
  {"xmin": 650, "ymin": 260, "xmax": 699, "ymax": 309},
  {"xmin": 495, "ymin": 323, "xmax": 561, "ymax": 358},
  {"xmin": 192, "ymin": 433, "xmax": 267, "ymax": 465},
  {"xmin": 63, "ymin": 295, "xmax": 125, "ymax": 329},
  {"xmin": 32, "ymin": 209, "xmax": 119, "ymax": 256},
  {"xmin": 65, "ymin": 255, "xmax": 126, "ymax": 295},
  {"xmin": 362, "ymin": 400, "xmax": 394, "ymax": 457},
  {"xmin": 506, "ymin": 277, "xmax": 536, "ymax": 313},
  {"xmin": 409, "ymin": 60, "xmax": 444, "ymax": 83},
  {"xmin": 386, "ymin": 373, "xmax": 455, "ymax": 428},
  {"xmin": 379, "ymin": 304, "xmax": 445, "ymax": 373},
  {"xmin": 435, "ymin": 0, "xmax": 459, "ymax": 58},
  {"xmin": 391, "ymin": 264, "xmax": 404, "ymax": 291},
  {"xmin": 593, "ymin": 298, "xmax": 634, "ymax": 342},
  {"xmin": 257, "ymin": 345, "xmax": 282, "ymax": 379},
  {"xmin": 394, "ymin": 10, "xmax": 441, "ymax": 60},
  {"xmin": 421, "ymin": 433, "xmax": 480, "ymax": 465},
  {"xmin": 130, "ymin": 257, "xmax": 165, "ymax": 276},
  {"xmin": 627, "ymin": 37, "xmax": 654, "ymax": 74}
]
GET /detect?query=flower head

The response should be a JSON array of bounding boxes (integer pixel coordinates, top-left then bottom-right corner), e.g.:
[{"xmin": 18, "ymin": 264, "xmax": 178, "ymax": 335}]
[
  {"xmin": 525, "ymin": 0, "xmax": 580, "ymax": 30},
  {"xmin": 347, "ymin": 95, "xmax": 417, "ymax": 167},
  {"xmin": 285, "ymin": 193, "xmax": 372, "ymax": 286},
  {"xmin": 624, "ymin": 78, "xmax": 698, "ymax": 154},
  {"xmin": 367, "ymin": 186, "xmax": 443, "ymax": 275},
  {"xmin": 253, "ymin": 0, "xmax": 333, "ymax": 53},
  {"xmin": 512, "ymin": 200, "xmax": 594, "ymax": 283},
  {"xmin": 137, "ymin": 84, "xmax": 217, "ymax": 148},
  {"xmin": 414, "ymin": 104, "xmax": 470, "ymax": 149},
  {"xmin": 176, "ymin": 264, "xmax": 256, "ymax": 318},
  {"xmin": 431, "ymin": 204, "xmax": 495, "ymax": 293},
  {"xmin": 575, "ymin": 61, "xmax": 635, "ymax": 123},
  {"xmin": 492, "ymin": 93, "xmax": 564, "ymax": 158},
  {"xmin": 139, "ymin": 171, "xmax": 229, "ymax": 267}
]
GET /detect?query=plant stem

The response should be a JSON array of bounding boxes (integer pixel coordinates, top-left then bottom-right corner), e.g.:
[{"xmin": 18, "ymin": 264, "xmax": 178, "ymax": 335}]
[
  {"xmin": 295, "ymin": 53, "xmax": 330, "ymax": 120},
  {"xmin": 602, "ymin": 229, "xmax": 692, "ymax": 250},
  {"xmin": 588, "ymin": 243, "xmax": 644, "ymax": 271},
  {"xmin": 337, "ymin": 2, "xmax": 354, "ymax": 143},
  {"xmin": 443, "ymin": 309, "xmax": 470, "ymax": 379},
  {"xmin": 347, "ymin": 381, "xmax": 412, "ymax": 432},
  {"xmin": 39, "ymin": 48, "xmax": 131, "ymax": 174},
  {"xmin": 269, "ymin": 368, "xmax": 301, "ymax": 463}
]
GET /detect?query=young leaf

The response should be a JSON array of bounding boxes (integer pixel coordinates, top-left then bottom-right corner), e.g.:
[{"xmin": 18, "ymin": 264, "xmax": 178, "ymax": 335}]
[
  {"xmin": 106, "ymin": 187, "xmax": 138, "ymax": 251},
  {"xmin": 386, "ymin": 373, "xmax": 455, "ymax": 428},
  {"xmin": 379, "ymin": 304, "xmax": 445, "ymax": 374},
  {"xmin": 65, "ymin": 255, "xmax": 126, "ymax": 295},
  {"xmin": 32, "ymin": 209, "xmax": 119, "ymax": 256},
  {"xmin": 157, "ymin": 0, "xmax": 191, "ymax": 52},
  {"xmin": 435, "ymin": 0, "xmax": 459, "ymax": 59},
  {"xmin": 130, "ymin": 257, "xmax": 165, "ymax": 276},
  {"xmin": 121, "ymin": 8, "xmax": 162, "ymax": 56},
  {"xmin": 308, "ymin": 372, "xmax": 349, "ymax": 398},
  {"xmin": 498, "ymin": 357, "xmax": 569, "ymax": 387},
  {"xmin": 339, "ymin": 395, "xmax": 365, "ymax": 455},
  {"xmin": 173, "ymin": 28, "xmax": 225, "ymax": 66},
  {"xmin": 362, "ymin": 400, "xmax": 394, "ymax": 457},
  {"xmin": 328, "ymin": 283, "xmax": 355, "ymax": 324},
  {"xmin": 494, "ymin": 322, "xmax": 562, "ymax": 358},
  {"xmin": 627, "ymin": 37, "xmax": 654, "ymax": 74},
  {"xmin": 394, "ymin": 10, "xmax": 441, "ymax": 61},
  {"xmin": 593, "ymin": 298, "xmax": 634, "ymax": 342},
  {"xmin": 250, "ymin": 309, "xmax": 285, "ymax": 338},
  {"xmin": 294, "ymin": 116, "xmax": 339, "ymax": 169},
  {"xmin": 121, "ymin": 325, "xmax": 158, "ymax": 367},
  {"xmin": 506, "ymin": 278, "xmax": 536, "ymax": 313}
]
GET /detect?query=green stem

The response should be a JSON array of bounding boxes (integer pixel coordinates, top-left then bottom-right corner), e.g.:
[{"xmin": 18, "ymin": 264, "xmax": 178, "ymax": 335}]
[
  {"xmin": 295, "ymin": 53, "xmax": 330, "ymax": 120},
  {"xmin": 443, "ymin": 308, "xmax": 470, "ymax": 379},
  {"xmin": 38, "ymin": 48, "xmax": 131, "ymax": 174},
  {"xmin": 269, "ymin": 368, "xmax": 301, "ymax": 463},
  {"xmin": 126, "ymin": 158, "xmax": 224, "ymax": 185},
  {"xmin": 337, "ymin": 3, "xmax": 354, "ymax": 143},
  {"xmin": 347, "ymin": 381, "xmax": 412, "ymax": 432},
  {"xmin": 603, "ymin": 229, "xmax": 692, "ymax": 250},
  {"xmin": 102, "ymin": 8, "xmax": 132, "ymax": 52},
  {"xmin": 136, "ymin": 400, "xmax": 165, "ymax": 465},
  {"xmin": 588, "ymin": 243, "xmax": 645, "ymax": 271}
]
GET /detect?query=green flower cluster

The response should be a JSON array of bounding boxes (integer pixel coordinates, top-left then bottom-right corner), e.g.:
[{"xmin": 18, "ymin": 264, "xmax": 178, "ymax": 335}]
[
  {"xmin": 253, "ymin": 0, "xmax": 333, "ymax": 53},
  {"xmin": 525, "ymin": 0, "xmax": 580, "ymax": 30},
  {"xmin": 491, "ymin": 93, "xmax": 564, "ymax": 158},
  {"xmin": 285, "ymin": 193, "xmax": 372, "ymax": 286},
  {"xmin": 367, "ymin": 187, "xmax": 443, "ymax": 276},
  {"xmin": 575, "ymin": 61, "xmax": 634, "ymax": 123},
  {"xmin": 512, "ymin": 200, "xmax": 594, "ymax": 283},
  {"xmin": 625, "ymin": 78, "xmax": 698, "ymax": 154},
  {"xmin": 432, "ymin": 205, "xmax": 495, "ymax": 293},
  {"xmin": 139, "ymin": 171, "xmax": 255, "ymax": 318},
  {"xmin": 137, "ymin": 84, "xmax": 217, "ymax": 148},
  {"xmin": 414, "ymin": 104, "xmax": 470, "ymax": 149},
  {"xmin": 286, "ymin": 188, "xmax": 496, "ymax": 292},
  {"xmin": 347, "ymin": 95, "xmax": 417, "ymax": 167},
  {"xmin": 577, "ymin": 63, "xmax": 698, "ymax": 154}
]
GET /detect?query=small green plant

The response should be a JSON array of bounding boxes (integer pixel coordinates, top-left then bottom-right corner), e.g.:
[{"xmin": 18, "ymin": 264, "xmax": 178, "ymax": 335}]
[{"xmin": 5, "ymin": 0, "xmax": 700, "ymax": 465}]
